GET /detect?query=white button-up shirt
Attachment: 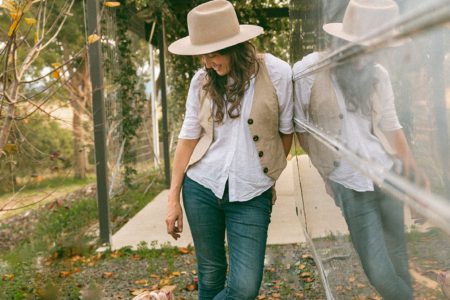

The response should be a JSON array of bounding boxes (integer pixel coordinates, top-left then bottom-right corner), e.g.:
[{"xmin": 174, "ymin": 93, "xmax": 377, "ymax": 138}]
[
  {"xmin": 293, "ymin": 52, "xmax": 402, "ymax": 192},
  {"xmin": 179, "ymin": 53, "xmax": 293, "ymax": 202}
]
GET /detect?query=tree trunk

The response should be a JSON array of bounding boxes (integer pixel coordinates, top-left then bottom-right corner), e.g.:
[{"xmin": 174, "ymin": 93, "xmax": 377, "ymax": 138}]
[
  {"xmin": 0, "ymin": 103, "xmax": 15, "ymax": 157},
  {"xmin": 72, "ymin": 96, "xmax": 87, "ymax": 179}
]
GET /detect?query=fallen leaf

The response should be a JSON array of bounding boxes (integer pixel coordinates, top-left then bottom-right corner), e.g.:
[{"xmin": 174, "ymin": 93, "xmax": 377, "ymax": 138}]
[
  {"xmin": 356, "ymin": 283, "xmax": 365, "ymax": 289},
  {"xmin": 2, "ymin": 274, "xmax": 14, "ymax": 281},
  {"xmin": 134, "ymin": 279, "xmax": 148, "ymax": 285},
  {"xmin": 160, "ymin": 285, "xmax": 176, "ymax": 293},
  {"xmin": 71, "ymin": 255, "xmax": 82, "ymax": 262},
  {"xmin": 302, "ymin": 254, "xmax": 313, "ymax": 260},
  {"xmin": 172, "ymin": 271, "xmax": 181, "ymax": 276},
  {"xmin": 298, "ymin": 264, "xmax": 306, "ymax": 270},
  {"xmin": 191, "ymin": 270, "xmax": 197, "ymax": 275},
  {"xmin": 159, "ymin": 278, "xmax": 171, "ymax": 286},
  {"xmin": 300, "ymin": 272, "xmax": 311, "ymax": 278},
  {"xmin": 130, "ymin": 288, "xmax": 149, "ymax": 296},
  {"xmin": 257, "ymin": 295, "xmax": 266, "ymax": 299},
  {"xmin": 131, "ymin": 254, "xmax": 141, "ymax": 261},
  {"xmin": 110, "ymin": 251, "xmax": 121, "ymax": 259},
  {"xmin": 185, "ymin": 284, "xmax": 196, "ymax": 291},
  {"xmin": 348, "ymin": 276, "xmax": 356, "ymax": 283},
  {"xmin": 102, "ymin": 272, "xmax": 113, "ymax": 278},
  {"xmin": 59, "ymin": 271, "xmax": 71, "ymax": 278},
  {"xmin": 272, "ymin": 293, "xmax": 281, "ymax": 298},
  {"xmin": 179, "ymin": 247, "xmax": 190, "ymax": 254}
]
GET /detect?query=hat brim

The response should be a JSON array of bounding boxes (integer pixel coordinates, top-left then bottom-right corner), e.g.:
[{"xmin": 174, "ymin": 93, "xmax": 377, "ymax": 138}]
[
  {"xmin": 168, "ymin": 25, "xmax": 264, "ymax": 56},
  {"xmin": 323, "ymin": 23, "xmax": 408, "ymax": 47}
]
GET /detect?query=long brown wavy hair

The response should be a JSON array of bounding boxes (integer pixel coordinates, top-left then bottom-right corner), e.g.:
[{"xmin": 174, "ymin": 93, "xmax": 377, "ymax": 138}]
[{"xmin": 203, "ymin": 41, "xmax": 258, "ymax": 123}]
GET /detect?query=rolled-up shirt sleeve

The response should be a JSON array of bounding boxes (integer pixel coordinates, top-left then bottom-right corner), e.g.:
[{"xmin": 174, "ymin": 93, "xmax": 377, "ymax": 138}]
[
  {"xmin": 265, "ymin": 54, "xmax": 294, "ymax": 134},
  {"xmin": 178, "ymin": 69, "xmax": 206, "ymax": 139},
  {"xmin": 375, "ymin": 65, "xmax": 402, "ymax": 132}
]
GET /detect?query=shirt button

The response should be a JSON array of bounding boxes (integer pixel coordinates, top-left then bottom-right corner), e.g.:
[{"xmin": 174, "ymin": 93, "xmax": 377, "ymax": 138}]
[
  {"xmin": 258, "ymin": 151, "xmax": 264, "ymax": 157},
  {"xmin": 253, "ymin": 135, "xmax": 259, "ymax": 142},
  {"xmin": 263, "ymin": 167, "xmax": 269, "ymax": 173},
  {"xmin": 339, "ymin": 113, "xmax": 344, "ymax": 119},
  {"xmin": 247, "ymin": 119, "xmax": 254, "ymax": 125},
  {"xmin": 333, "ymin": 161, "xmax": 340, "ymax": 167}
]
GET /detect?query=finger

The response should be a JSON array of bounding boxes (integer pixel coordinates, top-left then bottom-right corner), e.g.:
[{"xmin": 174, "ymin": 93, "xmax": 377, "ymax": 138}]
[
  {"xmin": 166, "ymin": 218, "xmax": 175, "ymax": 236},
  {"xmin": 178, "ymin": 214, "xmax": 183, "ymax": 233}
]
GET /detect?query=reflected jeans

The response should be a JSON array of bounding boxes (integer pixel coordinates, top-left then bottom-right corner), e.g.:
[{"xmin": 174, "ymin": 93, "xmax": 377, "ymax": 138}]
[
  {"xmin": 329, "ymin": 181, "xmax": 413, "ymax": 300},
  {"xmin": 182, "ymin": 175, "xmax": 272, "ymax": 300}
]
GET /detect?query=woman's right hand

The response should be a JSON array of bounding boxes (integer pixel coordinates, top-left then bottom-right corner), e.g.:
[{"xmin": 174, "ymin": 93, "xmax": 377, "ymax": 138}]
[{"xmin": 166, "ymin": 193, "xmax": 184, "ymax": 240}]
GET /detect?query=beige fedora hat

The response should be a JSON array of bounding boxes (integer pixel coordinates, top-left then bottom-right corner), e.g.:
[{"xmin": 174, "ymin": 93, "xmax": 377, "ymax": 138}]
[
  {"xmin": 168, "ymin": 0, "xmax": 263, "ymax": 56},
  {"xmin": 323, "ymin": 0, "xmax": 401, "ymax": 44}
]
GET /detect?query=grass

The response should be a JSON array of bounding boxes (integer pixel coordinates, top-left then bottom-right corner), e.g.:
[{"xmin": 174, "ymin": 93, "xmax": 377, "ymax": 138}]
[
  {"xmin": 0, "ymin": 175, "xmax": 96, "ymax": 219},
  {"xmin": 0, "ymin": 170, "xmax": 166, "ymax": 300},
  {"xmin": 0, "ymin": 174, "xmax": 96, "ymax": 196}
]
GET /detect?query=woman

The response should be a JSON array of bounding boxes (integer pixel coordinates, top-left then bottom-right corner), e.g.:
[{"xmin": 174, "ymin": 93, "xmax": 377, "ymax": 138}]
[
  {"xmin": 165, "ymin": 1, "xmax": 293, "ymax": 299},
  {"xmin": 293, "ymin": 1, "xmax": 422, "ymax": 299}
]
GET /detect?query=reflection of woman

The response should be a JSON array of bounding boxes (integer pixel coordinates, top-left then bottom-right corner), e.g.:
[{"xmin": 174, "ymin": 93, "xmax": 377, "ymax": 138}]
[
  {"xmin": 294, "ymin": 1, "xmax": 416, "ymax": 299},
  {"xmin": 165, "ymin": 1, "xmax": 293, "ymax": 299}
]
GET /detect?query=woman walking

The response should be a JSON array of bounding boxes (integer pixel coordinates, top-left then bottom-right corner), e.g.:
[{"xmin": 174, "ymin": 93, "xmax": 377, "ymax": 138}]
[{"xmin": 165, "ymin": 1, "xmax": 293, "ymax": 299}]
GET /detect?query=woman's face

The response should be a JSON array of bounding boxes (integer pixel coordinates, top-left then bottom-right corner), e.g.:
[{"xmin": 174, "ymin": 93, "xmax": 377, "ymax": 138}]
[{"xmin": 202, "ymin": 52, "xmax": 231, "ymax": 76}]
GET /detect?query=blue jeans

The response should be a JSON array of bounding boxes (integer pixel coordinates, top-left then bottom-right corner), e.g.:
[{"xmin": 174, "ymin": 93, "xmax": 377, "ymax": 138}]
[
  {"xmin": 329, "ymin": 181, "xmax": 413, "ymax": 300},
  {"xmin": 182, "ymin": 176, "xmax": 272, "ymax": 300}
]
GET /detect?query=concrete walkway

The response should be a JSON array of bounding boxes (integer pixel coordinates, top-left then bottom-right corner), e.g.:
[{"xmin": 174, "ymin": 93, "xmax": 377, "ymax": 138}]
[
  {"xmin": 110, "ymin": 155, "xmax": 348, "ymax": 250},
  {"xmin": 109, "ymin": 155, "xmax": 420, "ymax": 250}
]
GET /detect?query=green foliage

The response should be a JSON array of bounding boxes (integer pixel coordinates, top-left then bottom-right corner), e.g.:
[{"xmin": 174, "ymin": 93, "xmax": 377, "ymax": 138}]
[
  {"xmin": 0, "ymin": 114, "xmax": 73, "ymax": 193},
  {"xmin": 112, "ymin": 0, "xmax": 146, "ymax": 187},
  {"xmin": 130, "ymin": 0, "xmax": 291, "ymax": 144}
]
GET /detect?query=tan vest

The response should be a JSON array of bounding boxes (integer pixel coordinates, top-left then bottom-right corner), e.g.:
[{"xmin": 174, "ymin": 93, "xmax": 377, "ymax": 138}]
[
  {"xmin": 305, "ymin": 55, "xmax": 394, "ymax": 178},
  {"xmin": 187, "ymin": 57, "xmax": 287, "ymax": 180}
]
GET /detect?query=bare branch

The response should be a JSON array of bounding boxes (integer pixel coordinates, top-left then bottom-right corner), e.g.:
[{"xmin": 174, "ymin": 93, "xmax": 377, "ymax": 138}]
[
  {"xmin": 19, "ymin": 48, "xmax": 85, "ymax": 84},
  {"xmin": 41, "ymin": 0, "xmax": 75, "ymax": 50},
  {"xmin": 17, "ymin": 96, "xmax": 71, "ymax": 127},
  {"xmin": 0, "ymin": 185, "xmax": 27, "ymax": 211},
  {"xmin": 0, "ymin": 189, "xmax": 56, "ymax": 212}
]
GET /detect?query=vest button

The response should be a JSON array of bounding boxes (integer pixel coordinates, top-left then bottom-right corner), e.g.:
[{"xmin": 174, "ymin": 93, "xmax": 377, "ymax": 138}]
[
  {"xmin": 263, "ymin": 167, "xmax": 269, "ymax": 173},
  {"xmin": 247, "ymin": 119, "xmax": 254, "ymax": 125},
  {"xmin": 339, "ymin": 113, "xmax": 344, "ymax": 119},
  {"xmin": 333, "ymin": 161, "xmax": 340, "ymax": 167},
  {"xmin": 253, "ymin": 135, "xmax": 259, "ymax": 142},
  {"xmin": 258, "ymin": 151, "xmax": 264, "ymax": 157}
]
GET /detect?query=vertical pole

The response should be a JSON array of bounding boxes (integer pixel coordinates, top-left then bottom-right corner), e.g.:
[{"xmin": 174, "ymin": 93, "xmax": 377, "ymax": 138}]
[
  {"xmin": 86, "ymin": 0, "xmax": 111, "ymax": 244},
  {"xmin": 157, "ymin": 13, "xmax": 171, "ymax": 188},
  {"xmin": 149, "ymin": 42, "xmax": 160, "ymax": 167}
]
